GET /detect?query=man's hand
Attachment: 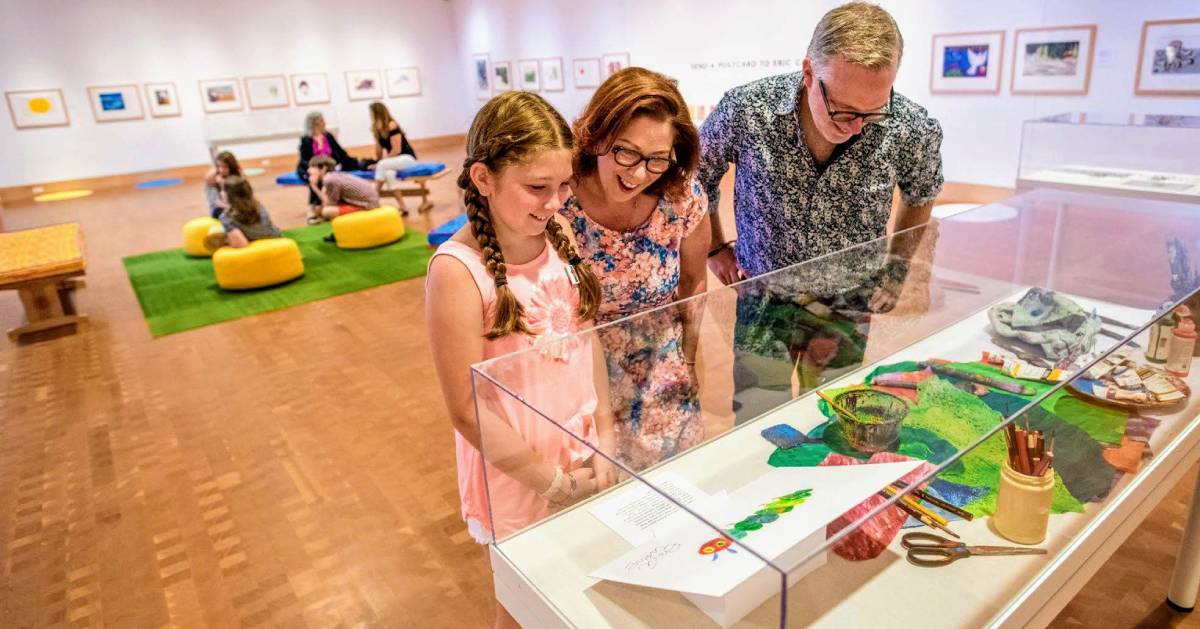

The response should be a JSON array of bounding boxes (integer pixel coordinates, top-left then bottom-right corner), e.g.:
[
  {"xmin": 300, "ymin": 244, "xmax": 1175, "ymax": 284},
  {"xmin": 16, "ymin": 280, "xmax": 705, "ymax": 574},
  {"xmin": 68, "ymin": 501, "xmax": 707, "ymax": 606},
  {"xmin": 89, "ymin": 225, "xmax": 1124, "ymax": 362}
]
[{"xmin": 707, "ymin": 247, "xmax": 745, "ymax": 286}]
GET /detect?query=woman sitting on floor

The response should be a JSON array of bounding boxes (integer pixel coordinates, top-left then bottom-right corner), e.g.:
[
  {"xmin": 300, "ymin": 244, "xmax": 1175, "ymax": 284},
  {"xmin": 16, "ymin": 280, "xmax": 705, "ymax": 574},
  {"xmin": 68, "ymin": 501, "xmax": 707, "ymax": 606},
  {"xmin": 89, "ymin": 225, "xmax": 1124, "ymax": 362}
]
[
  {"xmin": 205, "ymin": 176, "xmax": 281, "ymax": 250},
  {"xmin": 297, "ymin": 112, "xmax": 372, "ymax": 221},
  {"xmin": 306, "ymin": 155, "xmax": 381, "ymax": 221},
  {"xmin": 203, "ymin": 151, "xmax": 242, "ymax": 219},
  {"xmin": 369, "ymin": 102, "xmax": 417, "ymax": 216}
]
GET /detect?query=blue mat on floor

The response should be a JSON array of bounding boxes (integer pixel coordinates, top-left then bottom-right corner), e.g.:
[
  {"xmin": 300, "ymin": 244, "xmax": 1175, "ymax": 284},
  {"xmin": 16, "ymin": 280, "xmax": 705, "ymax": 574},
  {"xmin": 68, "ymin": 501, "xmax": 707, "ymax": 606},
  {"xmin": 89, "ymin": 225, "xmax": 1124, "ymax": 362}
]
[
  {"xmin": 135, "ymin": 177, "xmax": 184, "ymax": 189},
  {"xmin": 428, "ymin": 213, "xmax": 466, "ymax": 246},
  {"xmin": 275, "ymin": 162, "xmax": 446, "ymax": 186}
]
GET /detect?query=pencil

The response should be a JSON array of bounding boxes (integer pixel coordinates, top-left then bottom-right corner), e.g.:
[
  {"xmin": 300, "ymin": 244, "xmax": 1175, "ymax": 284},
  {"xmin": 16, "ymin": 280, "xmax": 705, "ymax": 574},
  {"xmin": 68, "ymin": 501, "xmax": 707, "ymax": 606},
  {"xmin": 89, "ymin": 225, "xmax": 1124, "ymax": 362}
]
[{"xmin": 893, "ymin": 480, "xmax": 975, "ymax": 521}]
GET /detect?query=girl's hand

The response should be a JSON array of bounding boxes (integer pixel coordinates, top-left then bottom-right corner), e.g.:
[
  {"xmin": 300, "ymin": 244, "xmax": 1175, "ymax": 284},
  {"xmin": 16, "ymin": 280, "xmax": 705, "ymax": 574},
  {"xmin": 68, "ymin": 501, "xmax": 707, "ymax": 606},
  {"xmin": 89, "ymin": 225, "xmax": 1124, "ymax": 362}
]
[{"xmin": 593, "ymin": 454, "xmax": 620, "ymax": 491}]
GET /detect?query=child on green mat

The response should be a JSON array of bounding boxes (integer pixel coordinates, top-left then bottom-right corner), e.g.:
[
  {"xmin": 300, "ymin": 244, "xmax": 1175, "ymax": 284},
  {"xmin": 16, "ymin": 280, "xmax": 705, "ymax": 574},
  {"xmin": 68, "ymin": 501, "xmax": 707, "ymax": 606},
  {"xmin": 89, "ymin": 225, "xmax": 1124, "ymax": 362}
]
[{"xmin": 204, "ymin": 176, "xmax": 281, "ymax": 251}]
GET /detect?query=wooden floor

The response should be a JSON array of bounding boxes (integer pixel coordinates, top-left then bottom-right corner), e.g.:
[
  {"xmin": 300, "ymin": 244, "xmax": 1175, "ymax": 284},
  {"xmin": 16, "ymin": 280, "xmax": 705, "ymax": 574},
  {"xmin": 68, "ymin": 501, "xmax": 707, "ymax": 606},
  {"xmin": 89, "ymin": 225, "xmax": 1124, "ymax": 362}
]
[{"xmin": 0, "ymin": 149, "xmax": 1196, "ymax": 628}]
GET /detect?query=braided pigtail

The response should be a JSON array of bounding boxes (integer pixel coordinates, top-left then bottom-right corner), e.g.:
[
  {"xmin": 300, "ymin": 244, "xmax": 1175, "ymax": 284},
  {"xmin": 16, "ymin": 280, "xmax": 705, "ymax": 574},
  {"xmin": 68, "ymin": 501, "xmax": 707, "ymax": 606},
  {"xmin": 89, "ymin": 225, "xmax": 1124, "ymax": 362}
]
[
  {"xmin": 544, "ymin": 218, "xmax": 600, "ymax": 321},
  {"xmin": 458, "ymin": 166, "xmax": 531, "ymax": 339},
  {"xmin": 457, "ymin": 91, "xmax": 577, "ymax": 339}
]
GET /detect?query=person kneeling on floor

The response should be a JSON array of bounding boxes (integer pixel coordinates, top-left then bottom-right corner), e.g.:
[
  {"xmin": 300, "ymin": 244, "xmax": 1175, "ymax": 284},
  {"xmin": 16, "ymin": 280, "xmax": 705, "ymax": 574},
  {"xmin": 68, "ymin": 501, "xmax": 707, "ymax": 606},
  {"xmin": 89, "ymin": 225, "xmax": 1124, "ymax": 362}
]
[
  {"xmin": 205, "ymin": 176, "xmax": 282, "ymax": 250},
  {"xmin": 306, "ymin": 155, "xmax": 382, "ymax": 223}
]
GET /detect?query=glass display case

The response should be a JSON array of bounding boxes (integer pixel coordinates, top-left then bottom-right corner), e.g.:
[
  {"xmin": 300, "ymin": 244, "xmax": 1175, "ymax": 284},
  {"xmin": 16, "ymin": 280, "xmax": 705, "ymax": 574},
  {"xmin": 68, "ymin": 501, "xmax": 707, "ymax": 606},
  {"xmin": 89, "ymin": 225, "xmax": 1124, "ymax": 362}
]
[
  {"xmin": 1016, "ymin": 112, "xmax": 1200, "ymax": 203},
  {"xmin": 469, "ymin": 188, "xmax": 1200, "ymax": 628}
]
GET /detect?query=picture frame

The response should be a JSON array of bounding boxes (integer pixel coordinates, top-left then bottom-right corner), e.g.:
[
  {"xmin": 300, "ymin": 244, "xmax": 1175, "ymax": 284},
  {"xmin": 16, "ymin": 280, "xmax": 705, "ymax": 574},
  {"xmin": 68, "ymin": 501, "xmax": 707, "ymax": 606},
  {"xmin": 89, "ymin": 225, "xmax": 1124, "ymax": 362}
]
[
  {"xmin": 929, "ymin": 31, "xmax": 1004, "ymax": 95},
  {"xmin": 518, "ymin": 59, "xmax": 540, "ymax": 91},
  {"xmin": 291, "ymin": 73, "xmax": 331, "ymax": 106},
  {"xmin": 386, "ymin": 67, "xmax": 422, "ymax": 97},
  {"xmin": 540, "ymin": 57, "xmax": 565, "ymax": 92},
  {"xmin": 144, "ymin": 82, "xmax": 181, "ymax": 117},
  {"xmin": 573, "ymin": 58, "xmax": 601, "ymax": 88},
  {"xmin": 244, "ymin": 75, "xmax": 290, "ymax": 109},
  {"xmin": 199, "ymin": 78, "xmax": 244, "ymax": 113},
  {"xmin": 492, "ymin": 61, "xmax": 512, "ymax": 93},
  {"xmin": 472, "ymin": 53, "xmax": 491, "ymax": 100},
  {"xmin": 1135, "ymin": 17, "xmax": 1200, "ymax": 97},
  {"xmin": 601, "ymin": 52, "xmax": 631, "ymax": 80},
  {"xmin": 1011, "ymin": 24, "xmax": 1097, "ymax": 96},
  {"xmin": 5, "ymin": 88, "xmax": 70, "ymax": 129},
  {"xmin": 345, "ymin": 69, "xmax": 384, "ymax": 101},
  {"xmin": 86, "ymin": 84, "xmax": 144, "ymax": 122}
]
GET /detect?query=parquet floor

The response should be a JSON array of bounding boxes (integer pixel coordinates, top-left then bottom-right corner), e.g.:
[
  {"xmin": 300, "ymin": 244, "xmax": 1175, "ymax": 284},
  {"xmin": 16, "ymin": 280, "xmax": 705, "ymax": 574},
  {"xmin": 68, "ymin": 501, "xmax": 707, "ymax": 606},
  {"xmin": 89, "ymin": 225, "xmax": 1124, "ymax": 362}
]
[{"xmin": 0, "ymin": 147, "xmax": 1195, "ymax": 628}]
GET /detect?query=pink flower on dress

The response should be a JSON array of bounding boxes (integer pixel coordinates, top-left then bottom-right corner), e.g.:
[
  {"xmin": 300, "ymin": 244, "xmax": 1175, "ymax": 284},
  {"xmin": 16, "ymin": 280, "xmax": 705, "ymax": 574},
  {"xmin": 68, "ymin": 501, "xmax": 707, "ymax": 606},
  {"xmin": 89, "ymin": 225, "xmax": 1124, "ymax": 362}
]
[{"xmin": 525, "ymin": 275, "xmax": 581, "ymax": 362}]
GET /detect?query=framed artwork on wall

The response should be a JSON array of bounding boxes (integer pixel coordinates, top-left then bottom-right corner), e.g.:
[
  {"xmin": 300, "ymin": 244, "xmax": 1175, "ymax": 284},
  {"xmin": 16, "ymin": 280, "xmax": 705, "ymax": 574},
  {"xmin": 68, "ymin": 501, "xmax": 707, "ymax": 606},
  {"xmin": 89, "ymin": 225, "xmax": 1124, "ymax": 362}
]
[
  {"xmin": 601, "ymin": 52, "xmax": 630, "ymax": 80},
  {"xmin": 472, "ymin": 53, "xmax": 491, "ymax": 100},
  {"xmin": 5, "ymin": 89, "xmax": 70, "ymax": 129},
  {"xmin": 929, "ymin": 31, "xmax": 1004, "ymax": 95},
  {"xmin": 291, "ymin": 73, "xmax": 331, "ymax": 105},
  {"xmin": 518, "ymin": 59, "xmax": 540, "ymax": 91},
  {"xmin": 245, "ymin": 75, "xmax": 290, "ymax": 109},
  {"xmin": 492, "ymin": 61, "xmax": 512, "ymax": 93},
  {"xmin": 1011, "ymin": 24, "xmax": 1097, "ymax": 95},
  {"xmin": 345, "ymin": 69, "xmax": 384, "ymax": 101},
  {"xmin": 386, "ymin": 67, "xmax": 422, "ymax": 97},
  {"xmin": 540, "ymin": 57, "xmax": 565, "ymax": 92},
  {"xmin": 86, "ymin": 84, "xmax": 144, "ymax": 122},
  {"xmin": 199, "ymin": 78, "xmax": 244, "ymax": 113},
  {"xmin": 1135, "ymin": 17, "xmax": 1200, "ymax": 96},
  {"xmin": 144, "ymin": 82, "xmax": 181, "ymax": 117},
  {"xmin": 573, "ymin": 58, "xmax": 601, "ymax": 88}
]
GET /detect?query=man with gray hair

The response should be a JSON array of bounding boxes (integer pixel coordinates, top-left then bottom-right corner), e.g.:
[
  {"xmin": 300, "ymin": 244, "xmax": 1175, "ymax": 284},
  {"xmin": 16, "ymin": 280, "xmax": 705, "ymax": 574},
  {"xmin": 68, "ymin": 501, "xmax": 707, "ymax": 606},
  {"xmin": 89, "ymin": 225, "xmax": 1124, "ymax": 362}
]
[{"xmin": 697, "ymin": 2, "xmax": 943, "ymax": 419}]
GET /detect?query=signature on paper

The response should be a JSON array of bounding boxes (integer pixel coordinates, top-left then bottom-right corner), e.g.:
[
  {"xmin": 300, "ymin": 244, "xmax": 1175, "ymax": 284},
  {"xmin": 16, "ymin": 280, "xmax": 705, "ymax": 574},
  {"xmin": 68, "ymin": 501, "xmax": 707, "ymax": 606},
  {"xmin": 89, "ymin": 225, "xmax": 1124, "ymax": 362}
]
[{"xmin": 624, "ymin": 543, "xmax": 682, "ymax": 573}]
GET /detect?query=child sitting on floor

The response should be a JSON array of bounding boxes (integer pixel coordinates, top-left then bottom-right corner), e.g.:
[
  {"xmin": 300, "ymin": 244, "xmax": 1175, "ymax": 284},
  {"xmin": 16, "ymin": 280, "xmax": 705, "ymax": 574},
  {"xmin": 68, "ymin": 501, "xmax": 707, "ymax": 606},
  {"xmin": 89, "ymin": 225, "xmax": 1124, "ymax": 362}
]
[
  {"xmin": 204, "ymin": 176, "xmax": 281, "ymax": 250},
  {"xmin": 306, "ymin": 155, "xmax": 381, "ymax": 223}
]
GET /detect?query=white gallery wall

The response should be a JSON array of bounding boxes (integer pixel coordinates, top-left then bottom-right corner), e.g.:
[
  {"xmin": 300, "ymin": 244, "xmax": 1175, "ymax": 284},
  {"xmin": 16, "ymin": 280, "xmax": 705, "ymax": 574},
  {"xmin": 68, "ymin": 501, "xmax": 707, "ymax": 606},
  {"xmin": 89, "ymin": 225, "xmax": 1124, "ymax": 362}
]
[
  {"xmin": 0, "ymin": 0, "xmax": 472, "ymax": 188},
  {"xmin": 449, "ymin": 0, "xmax": 1200, "ymax": 188}
]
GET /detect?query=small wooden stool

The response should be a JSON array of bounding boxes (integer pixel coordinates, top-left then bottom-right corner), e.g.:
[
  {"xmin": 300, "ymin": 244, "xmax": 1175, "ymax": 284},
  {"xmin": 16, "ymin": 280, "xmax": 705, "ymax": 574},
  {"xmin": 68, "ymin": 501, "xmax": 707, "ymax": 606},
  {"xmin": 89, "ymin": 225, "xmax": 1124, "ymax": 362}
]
[
  {"xmin": 388, "ymin": 169, "xmax": 447, "ymax": 213},
  {"xmin": 0, "ymin": 223, "xmax": 88, "ymax": 340}
]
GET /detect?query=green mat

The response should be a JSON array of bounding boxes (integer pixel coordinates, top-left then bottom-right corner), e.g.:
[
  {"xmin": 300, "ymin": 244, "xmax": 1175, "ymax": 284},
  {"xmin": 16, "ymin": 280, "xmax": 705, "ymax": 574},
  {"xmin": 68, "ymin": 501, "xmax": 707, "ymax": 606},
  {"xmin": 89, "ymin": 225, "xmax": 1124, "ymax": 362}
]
[{"xmin": 123, "ymin": 224, "xmax": 433, "ymax": 337}]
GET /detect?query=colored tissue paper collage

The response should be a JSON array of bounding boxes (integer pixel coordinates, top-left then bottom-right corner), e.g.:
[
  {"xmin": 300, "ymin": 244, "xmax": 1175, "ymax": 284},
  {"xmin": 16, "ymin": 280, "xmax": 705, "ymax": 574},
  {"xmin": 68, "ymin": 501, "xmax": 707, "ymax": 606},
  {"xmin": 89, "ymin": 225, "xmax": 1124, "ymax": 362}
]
[{"xmin": 766, "ymin": 358, "xmax": 1160, "ymax": 561}]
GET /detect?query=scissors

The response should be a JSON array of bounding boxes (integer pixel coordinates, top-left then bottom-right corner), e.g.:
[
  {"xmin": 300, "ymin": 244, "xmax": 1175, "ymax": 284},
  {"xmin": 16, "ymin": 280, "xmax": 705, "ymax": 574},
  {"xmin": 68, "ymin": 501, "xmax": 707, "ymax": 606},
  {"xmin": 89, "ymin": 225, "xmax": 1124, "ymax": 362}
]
[{"xmin": 900, "ymin": 532, "xmax": 1047, "ymax": 567}]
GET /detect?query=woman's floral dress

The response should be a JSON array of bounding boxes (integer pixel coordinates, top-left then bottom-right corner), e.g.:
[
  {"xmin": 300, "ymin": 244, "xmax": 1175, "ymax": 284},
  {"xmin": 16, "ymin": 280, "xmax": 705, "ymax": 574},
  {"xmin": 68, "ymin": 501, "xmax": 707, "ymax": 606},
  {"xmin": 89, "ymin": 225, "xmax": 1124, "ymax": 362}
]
[{"xmin": 561, "ymin": 179, "xmax": 708, "ymax": 471}]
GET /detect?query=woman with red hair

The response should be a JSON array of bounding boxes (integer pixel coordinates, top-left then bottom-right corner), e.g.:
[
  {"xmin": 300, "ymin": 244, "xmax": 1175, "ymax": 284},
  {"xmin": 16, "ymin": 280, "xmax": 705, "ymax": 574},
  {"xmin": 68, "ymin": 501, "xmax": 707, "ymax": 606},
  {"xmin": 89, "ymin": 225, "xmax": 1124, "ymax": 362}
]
[{"xmin": 562, "ymin": 67, "xmax": 711, "ymax": 472}]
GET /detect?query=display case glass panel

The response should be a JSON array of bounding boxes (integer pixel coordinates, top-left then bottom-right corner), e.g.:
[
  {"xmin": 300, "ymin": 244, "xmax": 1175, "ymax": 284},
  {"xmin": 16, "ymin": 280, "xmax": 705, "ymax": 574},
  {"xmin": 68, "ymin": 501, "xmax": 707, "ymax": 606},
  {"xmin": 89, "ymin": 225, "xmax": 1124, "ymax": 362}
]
[
  {"xmin": 470, "ymin": 188, "xmax": 1200, "ymax": 628},
  {"xmin": 1016, "ymin": 112, "xmax": 1200, "ymax": 203}
]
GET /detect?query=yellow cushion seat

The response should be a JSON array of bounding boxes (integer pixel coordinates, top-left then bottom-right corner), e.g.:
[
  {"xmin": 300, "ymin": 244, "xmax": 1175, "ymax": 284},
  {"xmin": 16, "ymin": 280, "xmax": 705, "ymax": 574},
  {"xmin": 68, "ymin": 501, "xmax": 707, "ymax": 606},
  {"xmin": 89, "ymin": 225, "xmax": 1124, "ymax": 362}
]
[
  {"xmin": 182, "ymin": 217, "xmax": 222, "ymax": 257},
  {"xmin": 212, "ymin": 238, "xmax": 304, "ymax": 290},
  {"xmin": 331, "ymin": 206, "xmax": 406, "ymax": 249}
]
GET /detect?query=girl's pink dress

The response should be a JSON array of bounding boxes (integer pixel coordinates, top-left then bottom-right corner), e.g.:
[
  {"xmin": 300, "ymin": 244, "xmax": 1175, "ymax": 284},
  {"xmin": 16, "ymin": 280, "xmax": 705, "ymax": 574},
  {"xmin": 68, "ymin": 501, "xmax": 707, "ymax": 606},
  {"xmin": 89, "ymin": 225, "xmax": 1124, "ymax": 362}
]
[{"xmin": 430, "ymin": 240, "xmax": 598, "ymax": 541}]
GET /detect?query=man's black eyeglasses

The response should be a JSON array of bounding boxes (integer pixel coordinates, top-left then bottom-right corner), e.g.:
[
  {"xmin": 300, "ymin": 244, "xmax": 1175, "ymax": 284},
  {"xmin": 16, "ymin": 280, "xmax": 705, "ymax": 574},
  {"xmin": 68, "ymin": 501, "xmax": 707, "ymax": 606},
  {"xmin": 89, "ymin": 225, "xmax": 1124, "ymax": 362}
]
[{"xmin": 818, "ymin": 79, "xmax": 893, "ymax": 124}]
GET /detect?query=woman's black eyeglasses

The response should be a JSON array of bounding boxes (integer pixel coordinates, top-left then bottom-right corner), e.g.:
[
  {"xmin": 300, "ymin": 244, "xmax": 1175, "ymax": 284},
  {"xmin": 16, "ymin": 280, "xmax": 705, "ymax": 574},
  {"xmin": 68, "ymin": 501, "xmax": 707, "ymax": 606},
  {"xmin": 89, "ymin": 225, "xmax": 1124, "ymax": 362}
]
[{"xmin": 610, "ymin": 145, "xmax": 675, "ymax": 174}]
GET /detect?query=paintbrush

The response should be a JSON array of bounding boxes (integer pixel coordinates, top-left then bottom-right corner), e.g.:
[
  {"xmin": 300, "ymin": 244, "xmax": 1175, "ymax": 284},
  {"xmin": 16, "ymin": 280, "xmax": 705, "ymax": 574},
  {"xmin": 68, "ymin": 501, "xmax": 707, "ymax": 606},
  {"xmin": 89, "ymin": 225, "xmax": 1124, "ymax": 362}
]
[
  {"xmin": 882, "ymin": 485, "xmax": 949, "ymax": 527},
  {"xmin": 880, "ymin": 488, "xmax": 960, "ymax": 538},
  {"xmin": 920, "ymin": 362, "xmax": 1036, "ymax": 396},
  {"xmin": 815, "ymin": 390, "xmax": 858, "ymax": 423},
  {"xmin": 893, "ymin": 480, "xmax": 975, "ymax": 521},
  {"xmin": 1015, "ymin": 427, "xmax": 1031, "ymax": 475},
  {"xmin": 1032, "ymin": 434, "xmax": 1056, "ymax": 477}
]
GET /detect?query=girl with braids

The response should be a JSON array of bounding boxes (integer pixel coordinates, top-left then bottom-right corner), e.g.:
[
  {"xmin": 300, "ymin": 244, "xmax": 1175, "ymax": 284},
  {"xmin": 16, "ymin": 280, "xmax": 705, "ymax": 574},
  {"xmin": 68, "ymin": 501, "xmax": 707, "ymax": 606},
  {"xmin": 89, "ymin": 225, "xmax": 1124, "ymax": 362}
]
[
  {"xmin": 562, "ymin": 67, "xmax": 711, "ymax": 472},
  {"xmin": 426, "ymin": 92, "xmax": 616, "ymax": 627}
]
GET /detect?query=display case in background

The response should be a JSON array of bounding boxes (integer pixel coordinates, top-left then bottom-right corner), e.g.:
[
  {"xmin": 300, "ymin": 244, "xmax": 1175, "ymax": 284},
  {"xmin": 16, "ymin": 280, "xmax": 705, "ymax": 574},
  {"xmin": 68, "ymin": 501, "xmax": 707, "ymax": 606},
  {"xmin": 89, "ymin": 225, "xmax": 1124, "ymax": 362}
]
[
  {"xmin": 1016, "ymin": 112, "xmax": 1200, "ymax": 204},
  {"xmin": 470, "ymin": 188, "xmax": 1200, "ymax": 628}
]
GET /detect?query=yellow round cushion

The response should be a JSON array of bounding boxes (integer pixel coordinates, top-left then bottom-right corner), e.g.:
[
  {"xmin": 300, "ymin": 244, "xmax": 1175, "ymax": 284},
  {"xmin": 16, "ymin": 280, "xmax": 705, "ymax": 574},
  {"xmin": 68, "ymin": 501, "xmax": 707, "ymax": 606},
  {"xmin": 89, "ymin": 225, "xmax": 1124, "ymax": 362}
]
[
  {"xmin": 182, "ymin": 217, "xmax": 222, "ymax": 257},
  {"xmin": 331, "ymin": 207, "xmax": 406, "ymax": 249},
  {"xmin": 212, "ymin": 238, "xmax": 304, "ymax": 290}
]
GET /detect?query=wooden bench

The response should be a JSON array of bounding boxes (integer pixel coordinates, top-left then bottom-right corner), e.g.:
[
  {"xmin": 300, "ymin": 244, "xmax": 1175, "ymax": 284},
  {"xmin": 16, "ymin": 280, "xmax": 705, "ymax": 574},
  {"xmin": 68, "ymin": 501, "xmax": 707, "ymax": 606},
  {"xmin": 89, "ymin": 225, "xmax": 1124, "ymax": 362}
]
[
  {"xmin": 0, "ymin": 222, "xmax": 88, "ymax": 340},
  {"xmin": 382, "ymin": 168, "xmax": 448, "ymax": 213}
]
